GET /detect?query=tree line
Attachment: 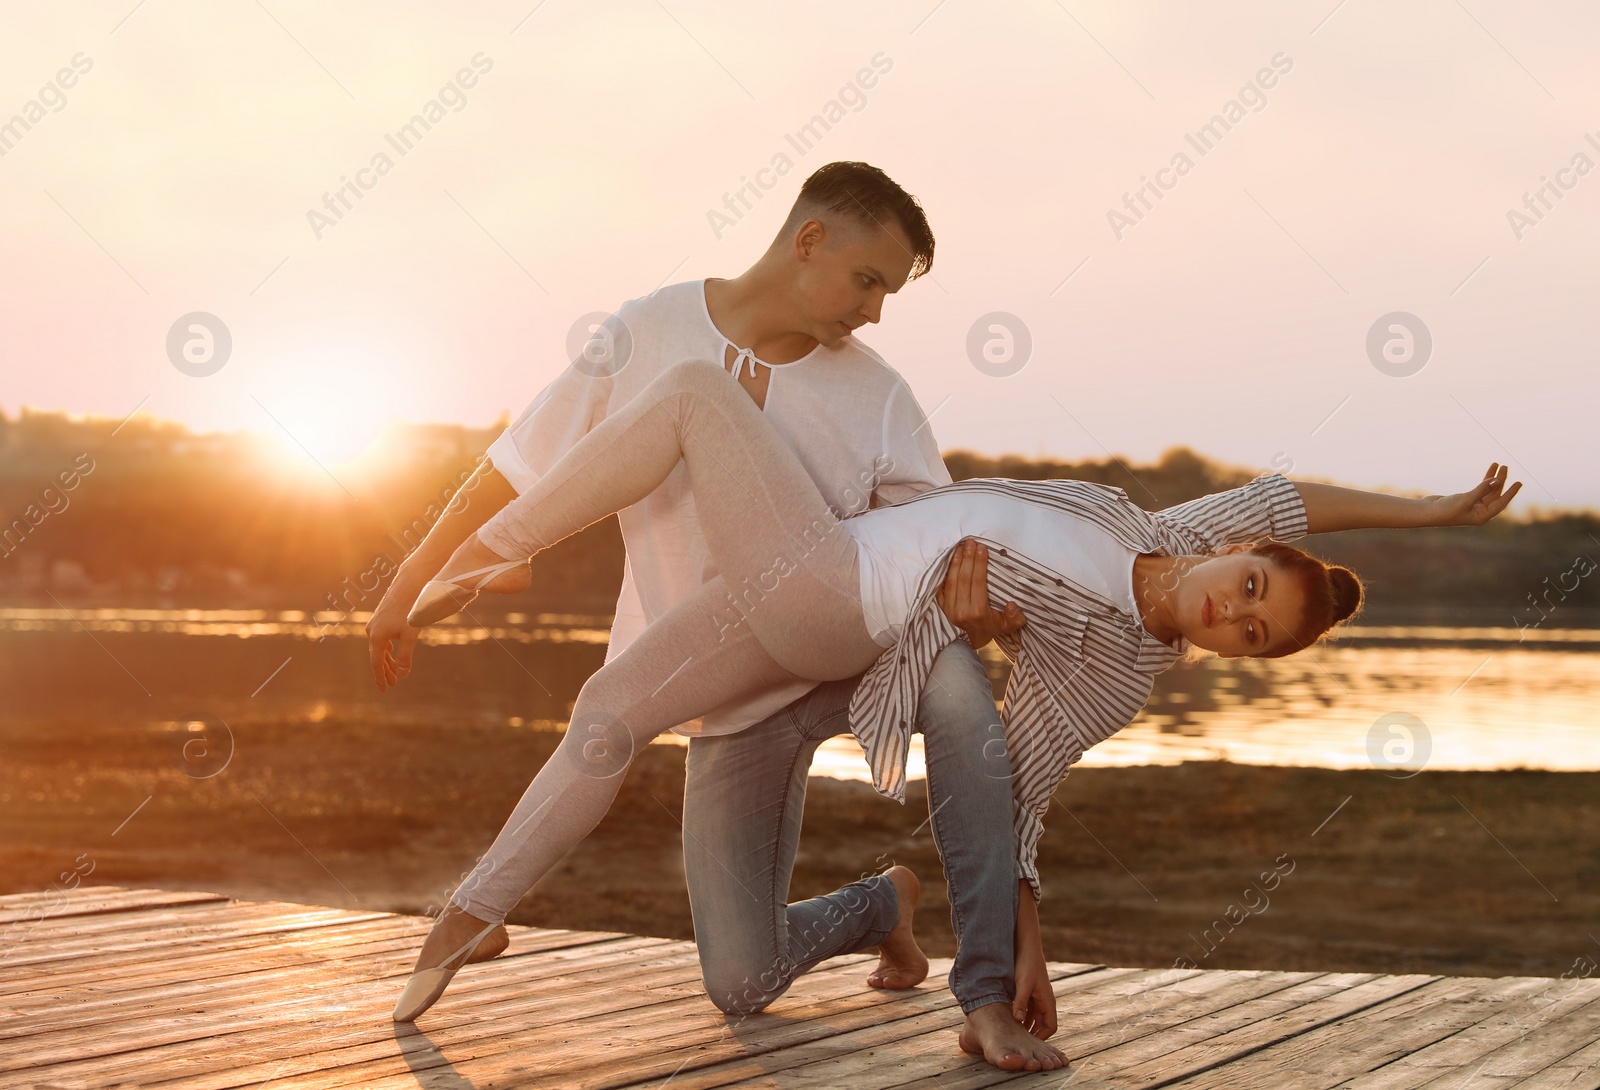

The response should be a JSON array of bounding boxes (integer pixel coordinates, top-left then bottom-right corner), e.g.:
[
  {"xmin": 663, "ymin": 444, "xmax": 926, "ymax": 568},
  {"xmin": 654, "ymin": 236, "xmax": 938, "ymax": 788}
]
[{"xmin": 1, "ymin": 408, "xmax": 1594, "ymax": 629}]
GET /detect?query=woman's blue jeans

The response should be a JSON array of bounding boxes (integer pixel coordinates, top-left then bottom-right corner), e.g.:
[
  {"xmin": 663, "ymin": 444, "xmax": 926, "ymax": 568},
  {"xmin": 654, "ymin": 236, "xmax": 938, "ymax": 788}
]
[{"xmin": 682, "ymin": 639, "xmax": 1018, "ymax": 1016}]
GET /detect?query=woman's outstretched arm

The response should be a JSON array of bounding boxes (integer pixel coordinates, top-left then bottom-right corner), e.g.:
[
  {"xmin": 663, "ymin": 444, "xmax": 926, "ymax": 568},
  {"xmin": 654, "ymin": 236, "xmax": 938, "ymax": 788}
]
[{"xmin": 1294, "ymin": 462, "xmax": 1522, "ymax": 534}]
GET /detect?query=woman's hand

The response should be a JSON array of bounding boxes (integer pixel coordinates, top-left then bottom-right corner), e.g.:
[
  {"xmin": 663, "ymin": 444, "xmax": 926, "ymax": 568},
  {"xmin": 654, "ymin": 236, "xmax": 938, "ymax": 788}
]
[
  {"xmin": 1013, "ymin": 882, "xmax": 1057, "ymax": 1038},
  {"xmin": 1425, "ymin": 463, "xmax": 1523, "ymax": 527},
  {"xmin": 1013, "ymin": 939, "xmax": 1057, "ymax": 1038},
  {"xmin": 366, "ymin": 580, "xmax": 422, "ymax": 693},
  {"xmin": 937, "ymin": 538, "xmax": 1025, "ymax": 649},
  {"xmin": 365, "ymin": 535, "xmax": 529, "ymax": 692}
]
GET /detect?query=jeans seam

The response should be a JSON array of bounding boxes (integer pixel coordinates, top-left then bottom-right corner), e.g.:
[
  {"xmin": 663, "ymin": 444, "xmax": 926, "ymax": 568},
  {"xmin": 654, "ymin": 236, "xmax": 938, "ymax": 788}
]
[
  {"xmin": 763, "ymin": 719, "xmax": 807, "ymax": 989},
  {"xmin": 927, "ymin": 771, "xmax": 972, "ymax": 1004},
  {"xmin": 921, "ymin": 642, "xmax": 1007, "ymax": 1011},
  {"xmin": 794, "ymin": 682, "xmax": 859, "ymax": 742}
]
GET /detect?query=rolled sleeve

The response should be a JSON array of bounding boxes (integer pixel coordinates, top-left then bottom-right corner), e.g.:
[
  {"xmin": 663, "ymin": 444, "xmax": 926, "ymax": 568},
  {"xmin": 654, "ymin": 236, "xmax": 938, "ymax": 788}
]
[
  {"xmin": 1157, "ymin": 473, "xmax": 1310, "ymax": 553},
  {"xmin": 487, "ymin": 364, "xmax": 612, "ymax": 495},
  {"xmin": 1016, "ymin": 805, "xmax": 1045, "ymax": 903},
  {"xmin": 1257, "ymin": 472, "xmax": 1311, "ymax": 541}
]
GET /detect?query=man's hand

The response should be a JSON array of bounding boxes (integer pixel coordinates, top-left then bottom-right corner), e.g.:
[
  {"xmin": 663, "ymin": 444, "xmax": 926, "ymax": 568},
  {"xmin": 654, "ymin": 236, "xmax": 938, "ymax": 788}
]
[{"xmin": 936, "ymin": 538, "xmax": 1024, "ymax": 649}]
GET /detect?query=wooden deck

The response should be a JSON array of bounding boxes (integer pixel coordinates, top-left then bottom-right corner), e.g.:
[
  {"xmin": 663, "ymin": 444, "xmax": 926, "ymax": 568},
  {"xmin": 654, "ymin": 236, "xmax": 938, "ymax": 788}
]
[{"xmin": 3, "ymin": 887, "xmax": 1597, "ymax": 1089}]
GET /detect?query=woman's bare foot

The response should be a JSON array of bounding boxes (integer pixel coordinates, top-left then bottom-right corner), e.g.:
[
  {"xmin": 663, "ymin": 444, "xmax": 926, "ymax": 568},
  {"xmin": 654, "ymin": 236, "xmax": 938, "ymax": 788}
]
[
  {"xmin": 958, "ymin": 1002, "xmax": 1070, "ymax": 1072},
  {"xmin": 411, "ymin": 903, "xmax": 502, "ymax": 974},
  {"xmin": 865, "ymin": 865, "xmax": 929, "ymax": 990}
]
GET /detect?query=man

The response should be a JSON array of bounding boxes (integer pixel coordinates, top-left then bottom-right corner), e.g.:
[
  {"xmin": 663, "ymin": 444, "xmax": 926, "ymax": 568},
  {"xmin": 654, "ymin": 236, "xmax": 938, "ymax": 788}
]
[{"xmin": 367, "ymin": 162, "xmax": 1064, "ymax": 1072}]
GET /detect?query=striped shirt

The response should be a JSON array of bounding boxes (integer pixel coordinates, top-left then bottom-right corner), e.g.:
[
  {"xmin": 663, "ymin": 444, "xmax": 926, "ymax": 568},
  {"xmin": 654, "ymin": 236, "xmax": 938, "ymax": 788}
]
[{"xmin": 845, "ymin": 473, "xmax": 1310, "ymax": 901}]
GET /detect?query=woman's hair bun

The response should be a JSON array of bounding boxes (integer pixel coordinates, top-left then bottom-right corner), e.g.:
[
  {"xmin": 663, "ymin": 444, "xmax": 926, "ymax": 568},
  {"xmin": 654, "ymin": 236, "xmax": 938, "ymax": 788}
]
[{"xmin": 1328, "ymin": 566, "xmax": 1364, "ymax": 625}]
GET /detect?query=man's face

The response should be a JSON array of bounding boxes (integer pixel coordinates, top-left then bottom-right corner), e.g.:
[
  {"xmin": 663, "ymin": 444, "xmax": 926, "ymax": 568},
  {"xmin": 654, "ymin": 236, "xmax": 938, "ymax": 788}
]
[{"xmin": 794, "ymin": 215, "xmax": 917, "ymax": 346}]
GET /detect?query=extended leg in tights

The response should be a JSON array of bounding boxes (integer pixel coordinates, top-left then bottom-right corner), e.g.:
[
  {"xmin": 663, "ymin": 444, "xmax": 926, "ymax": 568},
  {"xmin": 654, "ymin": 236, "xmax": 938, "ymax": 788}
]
[{"xmin": 448, "ymin": 360, "xmax": 889, "ymax": 923}]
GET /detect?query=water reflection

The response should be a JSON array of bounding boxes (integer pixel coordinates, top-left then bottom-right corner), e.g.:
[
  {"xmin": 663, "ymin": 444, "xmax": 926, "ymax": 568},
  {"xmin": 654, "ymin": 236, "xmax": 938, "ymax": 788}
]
[{"xmin": 3, "ymin": 610, "xmax": 1597, "ymax": 781}]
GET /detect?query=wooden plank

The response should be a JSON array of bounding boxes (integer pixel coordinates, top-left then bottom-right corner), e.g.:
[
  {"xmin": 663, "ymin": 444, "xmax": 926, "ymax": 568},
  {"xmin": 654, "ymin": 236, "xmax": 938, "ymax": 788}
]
[
  {"xmin": 0, "ymin": 911, "xmax": 416, "ymax": 980},
  {"xmin": 1511, "ymin": 1030, "xmax": 1600, "ymax": 1090},
  {"xmin": 0, "ymin": 904, "xmax": 395, "ymax": 968},
  {"xmin": 1411, "ymin": 991, "xmax": 1600, "ymax": 1085},
  {"xmin": 0, "ymin": 922, "xmax": 638, "ymax": 1032},
  {"xmin": 16, "ymin": 956, "xmax": 704, "ymax": 1090},
  {"xmin": 0, "ymin": 896, "xmax": 382, "ymax": 951},
  {"xmin": 0, "ymin": 883, "xmax": 164, "ymax": 910},
  {"xmin": 770, "ymin": 970, "xmax": 1347, "ymax": 1090},
  {"xmin": 372, "ymin": 965, "xmax": 1114, "ymax": 1090},
  {"xmin": 0, "ymin": 886, "xmax": 227, "ymax": 924},
  {"xmin": 605, "ymin": 999, "xmax": 1033, "ymax": 1090},
  {"xmin": 1104, "ymin": 972, "xmax": 1438, "ymax": 1086},
  {"xmin": 0, "ymin": 934, "xmax": 693, "ymax": 1073},
  {"xmin": 873, "ymin": 970, "xmax": 1340, "ymax": 1090},
  {"xmin": 1148, "ymin": 976, "xmax": 1551, "ymax": 1090},
  {"xmin": 9, "ymin": 927, "xmax": 722, "ymax": 1088},
  {"xmin": 671, "ymin": 972, "xmax": 1146, "ymax": 1090},
  {"xmin": 88, "ymin": 953, "xmax": 885, "ymax": 1090},
  {"xmin": 331, "ymin": 973, "xmax": 995, "ymax": 1090},
  {"xmin": 1332, "ymin": 979, "xmax": 1600, "ymax": 1088},
  {"xmin": 208, "ymin": 956, "xmax": 953, "ymax": 1090},
  {"xmin": 0, "ymin": 910, "xmax": 623, "ymax": 996},
  {"xmin": 12, "ymin": 888, "xmax": 1582, "ymax": 1090}
]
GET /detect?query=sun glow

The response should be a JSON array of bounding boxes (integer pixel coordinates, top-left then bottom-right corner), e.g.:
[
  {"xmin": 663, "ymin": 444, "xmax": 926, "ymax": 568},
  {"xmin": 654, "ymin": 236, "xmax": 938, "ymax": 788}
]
[{"xmin": 256, "ymin": 359, "xmax": 394, "ymax": 475}]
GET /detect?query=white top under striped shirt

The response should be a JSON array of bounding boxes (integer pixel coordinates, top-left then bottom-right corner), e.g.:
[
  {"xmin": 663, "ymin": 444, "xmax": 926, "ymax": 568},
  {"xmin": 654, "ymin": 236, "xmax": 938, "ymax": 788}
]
[
  {"xmin": 844, "ymin": 472, "xmax": 1311, "ymax": 902},
  {"xmin": 842, "ymin": 490, "xmax": 1139, "ymax": 647}
]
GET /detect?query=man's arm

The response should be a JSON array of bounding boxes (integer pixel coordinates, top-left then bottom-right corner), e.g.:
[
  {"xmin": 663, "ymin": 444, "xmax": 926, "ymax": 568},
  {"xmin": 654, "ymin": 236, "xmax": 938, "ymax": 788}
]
[{"xmin": 365, "ymin": 459, "xmax": 520, "ymax": 691}]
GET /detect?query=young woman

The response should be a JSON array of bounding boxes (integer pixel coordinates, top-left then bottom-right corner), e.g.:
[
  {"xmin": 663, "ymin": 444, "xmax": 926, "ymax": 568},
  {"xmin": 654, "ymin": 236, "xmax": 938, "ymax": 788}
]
[{"xmin": 387, "ymin": 357, "xmax": 1520, "ymax": 1040}]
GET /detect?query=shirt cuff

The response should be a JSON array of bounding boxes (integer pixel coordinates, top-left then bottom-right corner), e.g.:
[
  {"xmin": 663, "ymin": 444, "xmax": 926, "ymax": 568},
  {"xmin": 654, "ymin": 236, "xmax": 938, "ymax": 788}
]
[
  {"xmin": 1258, "ymin": 473, "xmax": 1310, "ymax": 542},
  {"xmin": 1017, "ymin": 850, "xmax": 1043, "ymax": 904}
]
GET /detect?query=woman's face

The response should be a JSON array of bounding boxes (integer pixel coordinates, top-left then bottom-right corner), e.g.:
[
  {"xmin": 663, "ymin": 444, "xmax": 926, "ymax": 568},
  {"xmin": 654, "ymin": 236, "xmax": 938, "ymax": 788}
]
[{"xmin": 1165, "ymin": 547, "xmax": 1308, "ymax": 658}]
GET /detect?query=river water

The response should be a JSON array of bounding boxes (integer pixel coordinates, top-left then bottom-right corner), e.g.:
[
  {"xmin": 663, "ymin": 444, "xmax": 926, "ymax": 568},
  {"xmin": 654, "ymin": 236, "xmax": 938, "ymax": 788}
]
[{"xmin": 3, "ymin": 609, "xmax": 1596, "ymax": 782}]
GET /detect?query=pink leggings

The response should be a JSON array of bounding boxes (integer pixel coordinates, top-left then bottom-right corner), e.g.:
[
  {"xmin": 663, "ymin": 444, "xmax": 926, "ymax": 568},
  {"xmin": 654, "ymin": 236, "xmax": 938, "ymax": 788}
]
[{"xmin": 452, "ymin": 359, "xmax": 888, "ymax": 922}]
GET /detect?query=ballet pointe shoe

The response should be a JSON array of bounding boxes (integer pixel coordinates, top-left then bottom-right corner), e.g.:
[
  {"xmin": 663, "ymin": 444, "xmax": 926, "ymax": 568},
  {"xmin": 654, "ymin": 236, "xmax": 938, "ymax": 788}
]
[
  {"xmin": 392, "ymin": 917, "xmax": 502, "ymax": 1023},
  {"xmin": 406, "ymin": 559, "xmax": 529, "ymax": 627}
]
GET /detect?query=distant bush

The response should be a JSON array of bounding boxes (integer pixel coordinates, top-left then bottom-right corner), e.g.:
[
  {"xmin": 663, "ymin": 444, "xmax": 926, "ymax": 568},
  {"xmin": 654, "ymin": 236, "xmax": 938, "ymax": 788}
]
[{"xmin": 2, "ymin": 409, "xmax": 1595, "ymax": 627}]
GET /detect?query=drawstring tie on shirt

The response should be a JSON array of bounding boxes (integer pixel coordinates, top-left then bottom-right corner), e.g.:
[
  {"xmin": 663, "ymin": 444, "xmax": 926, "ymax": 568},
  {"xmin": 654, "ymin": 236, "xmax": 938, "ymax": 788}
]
[{"xmin": 728, "ymin": 344, "xmax": 762, "ymax": 379}]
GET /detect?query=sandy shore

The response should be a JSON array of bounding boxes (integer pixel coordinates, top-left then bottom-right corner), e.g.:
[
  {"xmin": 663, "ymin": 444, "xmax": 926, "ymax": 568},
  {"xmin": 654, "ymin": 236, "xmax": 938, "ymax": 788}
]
[{"xmin": 5, "ymin": 716, "xmax": 1596, "ymax": 981}]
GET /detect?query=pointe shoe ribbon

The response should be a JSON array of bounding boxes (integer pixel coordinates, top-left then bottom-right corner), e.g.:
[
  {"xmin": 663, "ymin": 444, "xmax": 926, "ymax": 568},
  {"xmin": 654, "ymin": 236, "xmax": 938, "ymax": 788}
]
[
  {"xmin": 392, "ymin": 918, "xmax": 502, "ymax": 1023},
  {"xmin": 406, "ymin": 559, "xmax": 528, "ymax": 627}
]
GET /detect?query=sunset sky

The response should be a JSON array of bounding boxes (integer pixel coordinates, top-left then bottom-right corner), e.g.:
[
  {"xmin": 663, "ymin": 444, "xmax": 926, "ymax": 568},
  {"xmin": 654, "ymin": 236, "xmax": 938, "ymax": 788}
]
[{"xmin": 2, "ymin": 1, "xmax": 1596, "ymax": 508}]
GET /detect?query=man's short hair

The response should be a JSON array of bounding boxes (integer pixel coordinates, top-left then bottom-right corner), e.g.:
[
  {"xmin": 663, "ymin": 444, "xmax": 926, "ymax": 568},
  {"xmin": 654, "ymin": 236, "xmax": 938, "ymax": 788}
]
[{"xmin": 782, "ymin": 162, "xmax": 935, "ymax": 280}]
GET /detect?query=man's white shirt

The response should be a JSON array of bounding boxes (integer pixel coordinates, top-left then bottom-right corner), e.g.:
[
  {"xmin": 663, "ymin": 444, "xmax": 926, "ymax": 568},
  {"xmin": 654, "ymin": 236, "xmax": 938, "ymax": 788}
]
[{"xmin": 486, "ymin": 278, "xmax": 951, "ymax": 735}]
